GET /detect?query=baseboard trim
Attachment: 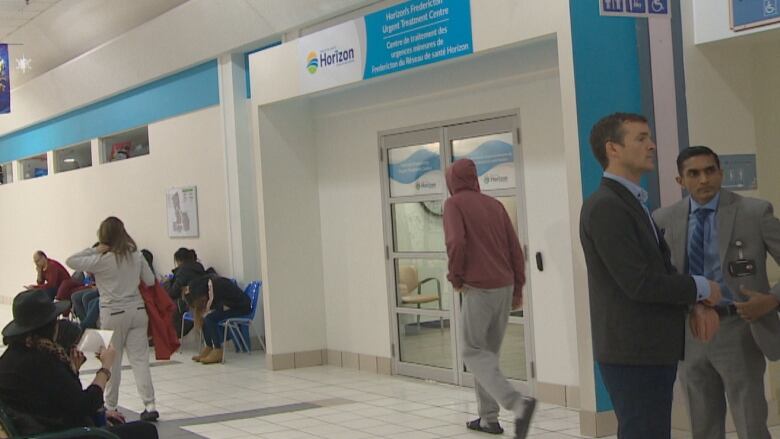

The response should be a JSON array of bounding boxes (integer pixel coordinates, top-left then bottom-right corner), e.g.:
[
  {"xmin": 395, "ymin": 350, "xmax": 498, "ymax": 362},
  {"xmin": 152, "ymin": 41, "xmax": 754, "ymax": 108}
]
[
  {"xmin": 268, "ymin": 348, "xmax": 391, "ymax": 375},
  {"xmin": 579, "ymin": 410, "xmax": 618, "ymax": 437},
  {"xmin": 535, "ymin": 382, "xmax": 580, "ymax": 409}
]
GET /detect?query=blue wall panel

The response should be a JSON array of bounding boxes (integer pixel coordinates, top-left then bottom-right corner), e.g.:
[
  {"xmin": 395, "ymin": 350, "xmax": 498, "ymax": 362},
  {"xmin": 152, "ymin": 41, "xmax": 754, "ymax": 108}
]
[
  {"xmin": 569, "ymin": 1, "xmax": 646, "ymax": 413},
  {"xmin": 0, "ymin": 60, "xmax": 219, "ymax": 163}
]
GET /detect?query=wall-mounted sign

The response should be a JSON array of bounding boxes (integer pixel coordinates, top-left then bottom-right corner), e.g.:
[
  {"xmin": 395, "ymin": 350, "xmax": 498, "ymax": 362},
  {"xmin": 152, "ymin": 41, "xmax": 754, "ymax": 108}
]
[
  {"xmin": 452, "ymin": 133, "xmax": 515, "ymax": 191},
  {"xmin": 730, "ymin": 0, "xmax": 780, "ymax": 31},
  {"xmin": 0, "ymin": 44, "xmax": 9, "ymax": 114},
  {"xmin": 720, "ymin": 154, "xmax": 758, "ymax": 190},
  {"xmin": 299, "ymin": 0, "xmax": 472, "ymax": 94},
  {"xmin": 166, "ymin": 186, "xmax": 199, "ymax": 238},
  {"xmin": 388, "ymin": 143, "xmax": 442, "ymax": 197},
  {"xmin": 600, "ymin": 0, "xmax": 671, "ymax": 18}
]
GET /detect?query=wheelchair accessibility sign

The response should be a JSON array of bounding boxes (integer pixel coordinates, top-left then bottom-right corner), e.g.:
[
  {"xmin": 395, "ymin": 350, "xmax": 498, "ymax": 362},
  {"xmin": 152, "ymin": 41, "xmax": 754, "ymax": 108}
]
[{"xmin": 600, "ymin": 0, "xmax": 671, "ymax": 18}]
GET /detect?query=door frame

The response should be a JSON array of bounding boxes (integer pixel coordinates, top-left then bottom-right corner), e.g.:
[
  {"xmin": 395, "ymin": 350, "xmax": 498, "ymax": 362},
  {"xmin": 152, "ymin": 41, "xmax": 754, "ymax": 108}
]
[{"xmin": 378, "ymin": 110, "xmax": 536, "ymax": 394}]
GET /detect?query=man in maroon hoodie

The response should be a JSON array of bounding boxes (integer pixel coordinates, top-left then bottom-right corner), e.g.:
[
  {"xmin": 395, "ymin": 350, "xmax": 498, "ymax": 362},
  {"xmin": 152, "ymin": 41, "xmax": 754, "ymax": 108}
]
[{"xmin": 443, "ymin": 159, "xmax": 536, "ymax": 439}]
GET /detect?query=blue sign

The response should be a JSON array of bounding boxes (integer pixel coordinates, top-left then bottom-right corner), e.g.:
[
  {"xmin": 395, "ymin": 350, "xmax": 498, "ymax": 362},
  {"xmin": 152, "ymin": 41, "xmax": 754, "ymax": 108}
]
[
  {"xmin": 0, "ymin": 44, "xmax": 9, "ymax": 114},
  {"xmin": 731, "ymin": 0, "xmax": 780, "ymax": 30},
  {"xmin": 388, "ymin": 148, "xmax": 440, "ymax": 184},
  {"xmin": 600, "ymin": 0, "xmax": 670, "ymax": 17},
  {"xmin": 648, "ymin": 0, "xmax": 669, "ymax": 14},
  {"xmin": 626, "ymin": 0, "xmax": 646, "ymax": 13},
  {"xmin": 363, "ymin": 0, "xmax": 473, "ymax": 79},
  {"xmin": 602, "ymin": 0, "xmax": 624, "ymax": 12}
]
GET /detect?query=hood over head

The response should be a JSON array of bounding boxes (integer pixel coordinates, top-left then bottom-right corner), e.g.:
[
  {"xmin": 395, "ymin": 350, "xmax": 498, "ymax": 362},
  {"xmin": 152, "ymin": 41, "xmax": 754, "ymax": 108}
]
[{"xmin": 446, "ymin": 159, "xmax": 481, "ymax": 195}]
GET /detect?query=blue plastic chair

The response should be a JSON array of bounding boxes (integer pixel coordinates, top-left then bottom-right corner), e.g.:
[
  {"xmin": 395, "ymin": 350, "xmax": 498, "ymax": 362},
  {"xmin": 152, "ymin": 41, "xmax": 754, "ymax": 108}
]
[{"xmin": 218, "ymin": 280, "xmax": 263, "ymax": 363}]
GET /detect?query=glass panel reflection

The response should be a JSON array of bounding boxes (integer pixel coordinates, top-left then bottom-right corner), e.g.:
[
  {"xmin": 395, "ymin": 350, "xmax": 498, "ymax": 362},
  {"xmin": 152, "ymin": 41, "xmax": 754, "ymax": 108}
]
[
  {"xmin": 499, "ymin": 322, "xmax": 527, "ymax": 380},
  {"xmin": 398, "ymin": 313, "xmax": 452, "ymax": 369},
  {"xmin": 395, "ymin": 258, "xmax": 450, "ymax": 311},
  {"xmin": 392, "ymin": 201, "xmax": 445, "ymax": 252}
]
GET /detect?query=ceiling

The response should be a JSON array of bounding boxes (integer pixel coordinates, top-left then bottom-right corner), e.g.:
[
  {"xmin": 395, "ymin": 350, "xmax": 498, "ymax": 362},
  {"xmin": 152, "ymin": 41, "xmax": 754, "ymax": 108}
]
[{"xmin": 0, "ymin": 0, "xmax": 189, "ymax": 89}]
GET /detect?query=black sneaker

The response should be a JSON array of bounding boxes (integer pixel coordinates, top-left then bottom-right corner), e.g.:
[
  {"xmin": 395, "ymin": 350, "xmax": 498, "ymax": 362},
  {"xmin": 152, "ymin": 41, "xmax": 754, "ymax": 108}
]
[
  {"xmin": 140, "ymin": 410, "xmax": 159, "ymax": 422},
  {"xmin": 514, "ymin": 397, "xmax": 536, "ymax": 439},
  {"xmin": 466, "ymin": 418, "xmax": 504, "ymax": 434}
]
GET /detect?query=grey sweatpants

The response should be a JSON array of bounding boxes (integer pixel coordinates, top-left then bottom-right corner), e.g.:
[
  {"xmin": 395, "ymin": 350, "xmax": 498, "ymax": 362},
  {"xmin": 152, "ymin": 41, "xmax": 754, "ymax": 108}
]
[
  {"xmin": 460, "ymin": 285, "xmax": 522, "ymax": 423},
  {"xmin": 100, "ymin": 306, "xmax": 156, "ymax": 411}
]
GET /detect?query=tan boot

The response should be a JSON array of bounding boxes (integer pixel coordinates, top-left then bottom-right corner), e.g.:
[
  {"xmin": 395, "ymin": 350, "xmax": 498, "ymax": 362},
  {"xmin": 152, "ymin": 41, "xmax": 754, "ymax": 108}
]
[
  {"xmin": 192, "ymin": 346, "xmax": 212, "ymax": 362},
  {"xmin": 200, "ymin": 348, "xmax": 223, "ymax": 364}
]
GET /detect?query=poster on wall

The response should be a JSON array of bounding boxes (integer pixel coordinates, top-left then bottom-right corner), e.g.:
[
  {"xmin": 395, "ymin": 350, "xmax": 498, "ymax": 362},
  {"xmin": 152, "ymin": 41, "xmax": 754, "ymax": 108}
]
[
  {"xmin": 731, "ymin": 0, "xmax": 780, "ymax": 31},
  {"xmin": 166, "ymin": 186, "xmax": 199, "ymax": 238},
  {"xmin": 452, "ymin": 133, "xmax": 515, "ymax": 191},
  {"xmin": 0, "ymin": 44, "xmax": 9, "ymax": 114},
  {"xmin": 388, "ymin": 143, "xmax": 442, "ymax": 197},
  {"xmin": 720, "ymin": 154, "xmax": 758, "ymax": 190}
]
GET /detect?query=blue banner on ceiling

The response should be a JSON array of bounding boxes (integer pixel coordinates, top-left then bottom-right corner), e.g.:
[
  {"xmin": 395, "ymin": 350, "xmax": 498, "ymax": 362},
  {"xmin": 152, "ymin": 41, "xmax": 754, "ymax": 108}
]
[{"xmin": 0, "ymin": 44, "xmax": 9, "ymax": 114}]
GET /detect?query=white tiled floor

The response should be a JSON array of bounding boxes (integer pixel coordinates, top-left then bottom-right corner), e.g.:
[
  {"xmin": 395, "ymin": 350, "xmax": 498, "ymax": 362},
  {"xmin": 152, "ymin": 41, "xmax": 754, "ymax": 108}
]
[{"xmin": 3, "ymin": 304, "xmax": 780, "ymax": 438}]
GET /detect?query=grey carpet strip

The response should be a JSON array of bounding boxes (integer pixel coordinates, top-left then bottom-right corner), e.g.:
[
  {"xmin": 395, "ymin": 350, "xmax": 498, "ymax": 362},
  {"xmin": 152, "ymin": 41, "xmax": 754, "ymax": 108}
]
[
  {"xmin": 120, "ymin": 398, "xmax": 355, "ymax": 438},
  {"xmin": 81, "ymin": 360, "xmax": 181, "ymax": 374}
]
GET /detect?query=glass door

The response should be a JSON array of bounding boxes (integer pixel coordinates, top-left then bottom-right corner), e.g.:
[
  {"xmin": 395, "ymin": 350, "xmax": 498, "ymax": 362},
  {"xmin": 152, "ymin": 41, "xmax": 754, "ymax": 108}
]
[
  {"xmin": 380, "ymin": 114, "xmax": 533, "ymax": 393},
  {"xmin": 381, "ymin": 127, "xmax": 456, "ymax": 383},
  {"xmin": 446, "ymin": 116, "xmax": 533, "ymax": 395}
]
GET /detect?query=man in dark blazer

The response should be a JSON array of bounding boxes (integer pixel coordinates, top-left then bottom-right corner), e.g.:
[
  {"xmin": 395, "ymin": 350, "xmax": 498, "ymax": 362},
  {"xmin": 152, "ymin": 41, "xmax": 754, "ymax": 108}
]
[
  {"xmin": 653, "ymin": 146, "xmax": 780, "ymax": 439},
  {"xmin": 579, "ymin": 113, "xmax": 721, "ymax": 438}
]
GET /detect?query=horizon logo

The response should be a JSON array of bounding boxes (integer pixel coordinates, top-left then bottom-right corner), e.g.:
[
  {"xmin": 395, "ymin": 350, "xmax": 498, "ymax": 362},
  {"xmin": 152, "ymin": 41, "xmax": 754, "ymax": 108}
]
[
  {"xmin": 306, "ymin": 51, "xmax": 319, "ymax": 74},
  {"xmin": 305, "ymin": 47, "xmax": 356, "ymax": 74}
]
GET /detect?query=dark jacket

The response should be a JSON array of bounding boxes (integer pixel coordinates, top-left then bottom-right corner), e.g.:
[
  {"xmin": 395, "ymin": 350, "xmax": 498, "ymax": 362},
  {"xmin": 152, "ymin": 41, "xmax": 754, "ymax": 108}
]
[
  {"xmin": 443, "ymin": 159, "xmax": 525, "ymax": 298},
  {"xmin": 0, "ymin": 345, "xmax": 103, "ymax": 434},
  {"xmin": 209, "ymin": 277, "xmax": 251, "ymax": 314},
  {"xmin": 167, "ymin": 261, "xmax": 207, "ymax": 300},
  {"xmin": 580, "ymin": 178, "xmax": 697, "ymax": 365}
]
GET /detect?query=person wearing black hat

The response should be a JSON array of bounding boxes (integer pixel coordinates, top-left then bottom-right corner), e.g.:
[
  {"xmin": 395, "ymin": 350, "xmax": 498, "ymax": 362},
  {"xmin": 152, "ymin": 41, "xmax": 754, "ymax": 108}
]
[{"xmin": 0, "ymin": 290, "xmax": 157, "ymax": 438}]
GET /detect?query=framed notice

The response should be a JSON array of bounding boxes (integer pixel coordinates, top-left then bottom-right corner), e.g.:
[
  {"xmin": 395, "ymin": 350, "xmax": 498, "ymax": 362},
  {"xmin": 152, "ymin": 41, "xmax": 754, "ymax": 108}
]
[
  {"xmin": 166, "ymin": 186, "xmax": 199, "ymax": 238},
  {"xmin": 731, "ymin": 0, "xmax": 780, "ymax": 31}
]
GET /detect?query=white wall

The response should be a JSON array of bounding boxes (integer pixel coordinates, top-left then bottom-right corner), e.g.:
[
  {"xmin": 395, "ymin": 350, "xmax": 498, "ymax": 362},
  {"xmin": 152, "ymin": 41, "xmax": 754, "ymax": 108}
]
[
  {"xmin": 0, "ymin": 0, "xmax": 373, "ymax": 137},
  {"xmin": 681, "ymin": 0, "xmax": 759, "ymax": 200},
  {"xmin": 309, "ymin": 38, "xmax": 579, "ymax": 386},
  {"xmin": 0, "ymin": 106, "xmax": 231, "ymax": 300},
  {"xmin": 255, "ymin": 99, "xmax": 328, "ymax": 355},
  {"xmin": 752, "ymin": 42, "xmax": 780, "ymax": 283}
]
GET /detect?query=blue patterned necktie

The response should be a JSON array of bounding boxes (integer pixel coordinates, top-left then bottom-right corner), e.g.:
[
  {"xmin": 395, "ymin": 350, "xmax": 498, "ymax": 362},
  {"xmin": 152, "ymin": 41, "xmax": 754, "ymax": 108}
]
[{"xmin": 688, "ymin": 208, "xmax": 713, "ymax": 275}]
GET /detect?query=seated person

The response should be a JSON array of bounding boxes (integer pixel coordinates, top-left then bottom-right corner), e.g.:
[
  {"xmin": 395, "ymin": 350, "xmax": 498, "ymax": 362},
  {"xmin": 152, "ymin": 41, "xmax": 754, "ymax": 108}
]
[
  {"xmin": 56, "ymin": 244, "xmax": 100, "ymax": 304},
  {"xmin": 165, "ymin": 248, "xmax": 207, "ymax": 300},
  {"xmin": 165, "ymin": 248, "xmax": 207, "ymax": 338},
  {"xmin": 24, "ymin": 251, "xmax": 70, "ymax": 301},
  {"xmin": 72, "ymin": 288, "xmax": 100, "ymax": 330},
  {"xmin": 54, "ymin": 271, "xmax": 95, "ymax": 300},
  {"xmin": 0, "ymin": 290, "xmax": 158, "ymax": 438},
  {"xmin": 141, "ymin": 249, "xmax": 159, "ymax": 281},
  {"xmin": 184, "ymin": 275, "xmax": 251, "ymax": 364}
]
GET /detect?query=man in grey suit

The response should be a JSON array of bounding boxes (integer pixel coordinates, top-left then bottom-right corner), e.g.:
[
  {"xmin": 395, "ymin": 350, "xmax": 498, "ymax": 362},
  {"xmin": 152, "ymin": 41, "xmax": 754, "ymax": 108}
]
[
  {"xmin": 653, "ymin": 146, "xmax": 780, "ymax": 439},
  {"xmin": 580, "ymin": 113, "xmax": 721, "ymax": 439}
]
